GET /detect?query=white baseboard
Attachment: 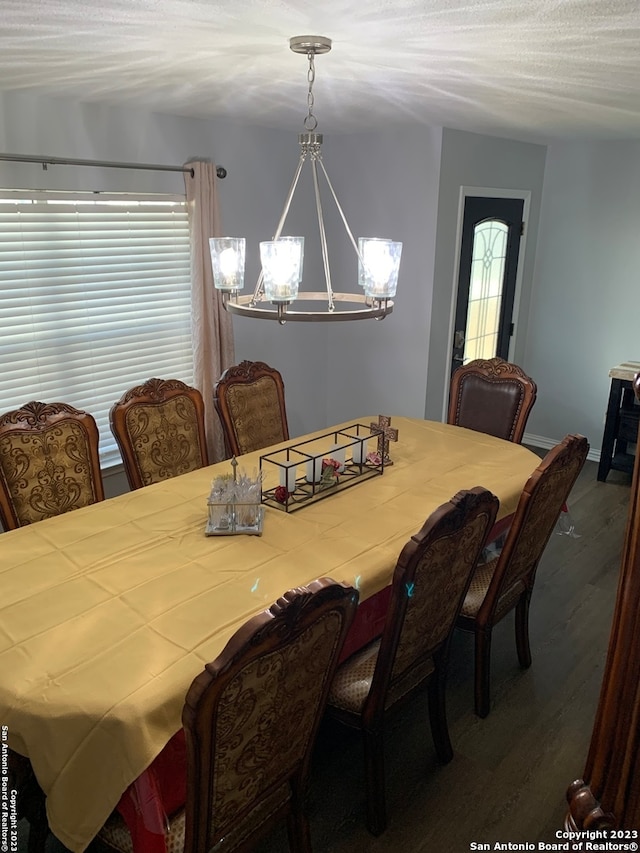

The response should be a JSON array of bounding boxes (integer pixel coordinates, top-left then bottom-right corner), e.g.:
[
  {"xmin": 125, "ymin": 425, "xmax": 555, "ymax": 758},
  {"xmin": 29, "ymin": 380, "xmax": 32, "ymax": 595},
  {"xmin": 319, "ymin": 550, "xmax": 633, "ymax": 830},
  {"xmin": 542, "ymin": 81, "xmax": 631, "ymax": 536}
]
[{"xmin": 524, "ymin": 432, "xmax": 601, "ymax": 464}]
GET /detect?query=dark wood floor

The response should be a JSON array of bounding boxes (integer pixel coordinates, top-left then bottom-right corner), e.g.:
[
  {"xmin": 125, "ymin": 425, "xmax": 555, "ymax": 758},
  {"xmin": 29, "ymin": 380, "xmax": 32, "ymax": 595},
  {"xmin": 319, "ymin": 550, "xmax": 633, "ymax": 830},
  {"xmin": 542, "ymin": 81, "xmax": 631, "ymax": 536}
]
[
  {"xmin": 31, "ymin": 456, "xmax": 633, "ymax": 853},
  {"xmin": 255, "ymin": 457, "xmax": 633, "ymax": 852}
]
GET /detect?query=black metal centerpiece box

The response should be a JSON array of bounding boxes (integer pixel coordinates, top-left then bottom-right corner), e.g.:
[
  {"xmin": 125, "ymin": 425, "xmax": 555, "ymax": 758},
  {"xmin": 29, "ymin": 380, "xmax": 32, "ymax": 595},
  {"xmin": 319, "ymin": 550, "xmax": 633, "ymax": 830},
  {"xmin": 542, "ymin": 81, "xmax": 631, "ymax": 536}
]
[{"xmin": 260, "ymin": 423, "xmax": 384, "ymax": 512}]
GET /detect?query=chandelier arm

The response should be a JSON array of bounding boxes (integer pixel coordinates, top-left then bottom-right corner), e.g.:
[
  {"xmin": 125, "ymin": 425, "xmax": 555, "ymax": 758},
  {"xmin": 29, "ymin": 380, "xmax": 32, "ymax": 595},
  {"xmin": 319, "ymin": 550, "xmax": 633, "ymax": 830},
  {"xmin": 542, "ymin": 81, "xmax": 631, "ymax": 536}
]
[
  {"xmin": 250, "ymin": 151, "xmax": 308, "ymax": 305},
  {"xmin": 316, "ymin": 159, "xmax": 362, "ymax": 258},
  {"xmin": 310, "ymin": 158, "xmax": 335, "ymax": 311},
  {"xmin": 249, "ymin": 274, "xmax": 265, "ymax": 306},
  {"xmin": 316, "ymin": 158, "xmax": 376, "ymax": 308},
  {"xmin": 271, "ymin": 151, "xmax": 307, "ymax": 240}
]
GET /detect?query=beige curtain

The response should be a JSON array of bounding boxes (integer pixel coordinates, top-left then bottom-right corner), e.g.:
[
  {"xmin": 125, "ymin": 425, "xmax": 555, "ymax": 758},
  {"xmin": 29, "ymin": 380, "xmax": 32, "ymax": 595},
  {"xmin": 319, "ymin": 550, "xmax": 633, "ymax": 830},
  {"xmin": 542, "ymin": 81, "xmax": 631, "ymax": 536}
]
[{"xmin": 184, "ymin": 160, "xmax": 235, "ymax": 462}]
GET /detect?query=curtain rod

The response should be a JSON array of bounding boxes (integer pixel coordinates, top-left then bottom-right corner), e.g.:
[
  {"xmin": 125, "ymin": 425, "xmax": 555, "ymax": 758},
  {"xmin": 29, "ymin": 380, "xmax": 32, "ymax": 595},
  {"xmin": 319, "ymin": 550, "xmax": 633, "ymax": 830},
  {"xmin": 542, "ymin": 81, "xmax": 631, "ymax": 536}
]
[{"xmin": 0, "ymin": 153, "xmax": 227, "ymax": 179}]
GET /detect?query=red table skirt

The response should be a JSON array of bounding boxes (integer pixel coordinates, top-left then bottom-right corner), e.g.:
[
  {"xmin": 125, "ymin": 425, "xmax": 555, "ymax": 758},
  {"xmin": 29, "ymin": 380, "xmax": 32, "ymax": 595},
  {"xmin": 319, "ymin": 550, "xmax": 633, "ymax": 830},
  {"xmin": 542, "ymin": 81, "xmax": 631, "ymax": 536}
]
[{"xmin": 115, "ymin": 514, "xmax": 512, "ymax": 853}]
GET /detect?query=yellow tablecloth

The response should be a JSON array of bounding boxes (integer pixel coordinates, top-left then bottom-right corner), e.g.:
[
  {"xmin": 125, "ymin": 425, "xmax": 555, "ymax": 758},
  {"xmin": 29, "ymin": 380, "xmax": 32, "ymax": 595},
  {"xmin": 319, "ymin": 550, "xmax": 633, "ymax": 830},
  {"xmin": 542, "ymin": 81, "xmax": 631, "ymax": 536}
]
[{"xmin": 0, "ymin": 417, "xmax": 539, "ymax": 851}]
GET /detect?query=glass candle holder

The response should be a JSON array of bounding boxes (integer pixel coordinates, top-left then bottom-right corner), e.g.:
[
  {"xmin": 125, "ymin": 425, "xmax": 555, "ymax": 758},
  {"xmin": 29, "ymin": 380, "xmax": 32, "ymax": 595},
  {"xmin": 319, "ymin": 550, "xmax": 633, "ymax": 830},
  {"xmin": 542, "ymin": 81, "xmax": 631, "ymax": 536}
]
[
  {"xmin": 359, "ymin": 238, "xmax": 402, "ymax": 299},
  {"xmin": 358, "ymin": 237, "xmax": 391, "ymax": 288},
  {"xmin": 260, "ymin": 237, "xmax": 304, "ymax": 302},
  {"xmin": 207, "ymin": 500, "xmax": 233, "ymax": 531},
  {"xmin": 234, "ymin": 502, "xmax": 263, "ymax": 532},
  {"xmin": 209, "ymin": 237, "xmax": 246, "ymax": 291}
]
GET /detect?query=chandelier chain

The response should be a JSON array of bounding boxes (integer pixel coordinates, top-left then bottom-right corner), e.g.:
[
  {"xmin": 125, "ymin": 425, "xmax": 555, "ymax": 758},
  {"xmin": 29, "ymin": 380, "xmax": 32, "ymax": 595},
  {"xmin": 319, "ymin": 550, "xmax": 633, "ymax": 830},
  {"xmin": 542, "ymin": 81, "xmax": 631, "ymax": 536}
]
[{"xmin": 304, "ymin": 51, "xmax": 318, "ymax": 131}]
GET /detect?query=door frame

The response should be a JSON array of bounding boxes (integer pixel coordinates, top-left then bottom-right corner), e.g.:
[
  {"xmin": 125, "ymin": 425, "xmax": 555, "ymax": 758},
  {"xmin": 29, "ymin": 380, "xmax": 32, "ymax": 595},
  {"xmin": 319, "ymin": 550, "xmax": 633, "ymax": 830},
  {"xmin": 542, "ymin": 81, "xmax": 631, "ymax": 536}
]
[{"xmin": 441, "ymin": 186, "xmax": 532, "ymax": 421}]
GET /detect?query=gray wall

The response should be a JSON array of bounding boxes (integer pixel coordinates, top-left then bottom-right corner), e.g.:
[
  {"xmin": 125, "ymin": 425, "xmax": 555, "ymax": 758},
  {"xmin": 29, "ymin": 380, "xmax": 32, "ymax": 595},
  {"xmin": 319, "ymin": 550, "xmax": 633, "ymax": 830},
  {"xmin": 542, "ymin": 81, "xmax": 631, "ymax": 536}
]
[
  {"xmin": 524, "ymin": 140, "xmax": 640, "ymax": 453},
  {"xmin": 0, "ymin": 92, "xmax": 211, "ymax": 194},
  {"xmin": 323, "ymin": 124, "xmax": 443, "ymax": 426}
]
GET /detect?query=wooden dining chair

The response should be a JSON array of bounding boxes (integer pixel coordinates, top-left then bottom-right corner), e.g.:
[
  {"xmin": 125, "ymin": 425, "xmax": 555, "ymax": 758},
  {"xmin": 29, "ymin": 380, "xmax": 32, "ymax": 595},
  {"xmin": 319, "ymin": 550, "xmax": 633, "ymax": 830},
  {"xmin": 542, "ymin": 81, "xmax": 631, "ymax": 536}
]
[
  {"xmin": 326, "ymin": 487, "xmax": 499, "ymax": 836},
  {"xmin": 213, "ymin": 360, "xmax": 289, "ymax": 457},
  {"xmin": 0, "ymin": 400, "xmax": 105, "ymax": 530},
  {"xmin": 448, "ymin": 357, "xmax": 537, "ymax": 443},
  {"xmin": 110, "ymin": 378, "xmax": 209, "ymax": 490},
  {"xmin": 99, "ymin": 578, "xmax": 359, "ymax": 853},
  {"xmin": 457, "ymin": 433, "xmax": 589, "ymax": 718}
]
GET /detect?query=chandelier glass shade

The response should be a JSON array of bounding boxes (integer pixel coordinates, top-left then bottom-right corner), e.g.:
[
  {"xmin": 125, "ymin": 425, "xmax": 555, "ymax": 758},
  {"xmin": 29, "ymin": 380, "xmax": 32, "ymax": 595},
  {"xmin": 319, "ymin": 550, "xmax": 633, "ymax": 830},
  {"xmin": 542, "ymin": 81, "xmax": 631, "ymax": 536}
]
[{"xmin": 209, "ymin": 36, "xmax": 402, "ymax": 324}]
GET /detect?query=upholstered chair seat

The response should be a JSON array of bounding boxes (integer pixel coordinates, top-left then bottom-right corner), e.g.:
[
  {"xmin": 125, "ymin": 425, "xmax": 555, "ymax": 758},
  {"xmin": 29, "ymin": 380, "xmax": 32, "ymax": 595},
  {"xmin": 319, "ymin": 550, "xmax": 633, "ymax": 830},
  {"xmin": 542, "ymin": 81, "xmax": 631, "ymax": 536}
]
[
  {"xmin": 0, "ymin": 400, "xmax": 105, "ymax": 530},
  {"xmin": 456, "ymin": 434, "xmax": 589, "ymax": 718},
  {"xmin": 329, "ymin": 638, "xmax": 437, "ymax": 715},
  {"xmin": 110, "ymin": 378, "xmax": 209, "ymax": 490},
  {"xmin": 326, "ymin": 487, "xmax": 499, "ymax": 836},
  {"xmin": 459, "ymin": 558, "xmax": 525, "ymax": 622},
  {"xmin": 448, "ymin": 357, "xmax": 537, "ymax": 443},
  {"xmin": 214, "ymin": 361, "xmax": 289, "ymax": 457},
  {"xmin": 328, "ymin": 640, "xmax": 382, "ymax": 715}
]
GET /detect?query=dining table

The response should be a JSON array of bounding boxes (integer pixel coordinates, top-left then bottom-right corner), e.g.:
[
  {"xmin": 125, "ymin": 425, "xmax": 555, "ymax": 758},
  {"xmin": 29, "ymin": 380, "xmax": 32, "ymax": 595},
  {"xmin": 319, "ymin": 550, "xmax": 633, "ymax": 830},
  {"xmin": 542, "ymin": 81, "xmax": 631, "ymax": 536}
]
[{"xmin": 0, "ymin": 416, "xmax": 541, "ymax": 853}]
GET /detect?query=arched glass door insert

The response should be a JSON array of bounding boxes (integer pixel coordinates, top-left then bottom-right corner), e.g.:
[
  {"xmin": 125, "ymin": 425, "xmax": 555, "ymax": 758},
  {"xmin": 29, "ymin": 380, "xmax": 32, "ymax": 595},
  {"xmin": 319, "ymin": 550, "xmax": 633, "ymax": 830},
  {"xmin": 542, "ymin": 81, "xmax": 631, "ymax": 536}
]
[
  {"xmin": 451, "ymin": 197, "xmax": 523, "ymax": 375},
  {"xmin": 464, "ymin": 219, "xmax": 508, "ymax": 361}
]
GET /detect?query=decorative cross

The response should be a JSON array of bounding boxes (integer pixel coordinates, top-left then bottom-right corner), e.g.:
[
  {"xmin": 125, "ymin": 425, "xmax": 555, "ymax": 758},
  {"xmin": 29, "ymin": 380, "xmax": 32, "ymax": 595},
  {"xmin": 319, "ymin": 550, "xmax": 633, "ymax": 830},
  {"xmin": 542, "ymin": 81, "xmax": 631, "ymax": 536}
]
[{"xmin": 370, "ymin": 415, "xmax": 399, "ymax": 465}]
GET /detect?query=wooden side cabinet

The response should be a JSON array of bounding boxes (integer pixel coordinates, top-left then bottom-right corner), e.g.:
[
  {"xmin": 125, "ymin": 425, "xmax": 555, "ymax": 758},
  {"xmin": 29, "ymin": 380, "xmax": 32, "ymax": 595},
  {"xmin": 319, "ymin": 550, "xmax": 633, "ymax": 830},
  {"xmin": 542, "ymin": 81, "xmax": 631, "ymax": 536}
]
[
  {"xmin": 598, "ymin": 362, "xmax": 640, "ymax": 482},
  {"xmin": 566, "ymin": 372, "xmax": 640, "ymax": 829}
]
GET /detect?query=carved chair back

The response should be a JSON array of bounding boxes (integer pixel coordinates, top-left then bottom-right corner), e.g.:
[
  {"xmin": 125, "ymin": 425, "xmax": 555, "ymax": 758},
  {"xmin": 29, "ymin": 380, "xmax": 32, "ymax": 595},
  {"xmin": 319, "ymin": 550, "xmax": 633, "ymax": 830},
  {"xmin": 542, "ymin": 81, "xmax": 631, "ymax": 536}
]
[
  {"xmin": 0, "ymin": 401, "xmax": 104, "ymax": 530},
  {"xmin": 359, "ymin": 487, "xmax": 498, "ymax": 727},
  {"xmin": 448, "ymin": 357, "xmax": 537, "ymax": 443},
  {"xmin": 214, "ymin": 360, "xmax": 289, "ymax": 457},
  {"xmin": 110, "ymin": 378, "xmax": 209, "ymax": 490},
  {"xmin": 182, "ymin": 578, "xmax": 358, "ymax": 853},
  {"xmin": 458, "ymin": 433, "xmax": 589, "ymax": 716},
  {"xmin": 327, "ymin": 487, "xmax": 499, "ymax": 835}
]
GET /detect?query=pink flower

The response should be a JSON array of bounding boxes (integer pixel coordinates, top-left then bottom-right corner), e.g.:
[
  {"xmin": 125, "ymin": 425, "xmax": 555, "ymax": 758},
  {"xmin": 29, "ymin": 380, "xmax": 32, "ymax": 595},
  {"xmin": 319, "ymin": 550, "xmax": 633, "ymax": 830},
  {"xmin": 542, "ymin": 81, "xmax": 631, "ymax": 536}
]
[
  {"xmin": 319, "ymin": 458, "xmax": 341, "ymax": 487},
  {"xmin": 366, "ymin": 451, "xmax": 382, "ymax": 465}
]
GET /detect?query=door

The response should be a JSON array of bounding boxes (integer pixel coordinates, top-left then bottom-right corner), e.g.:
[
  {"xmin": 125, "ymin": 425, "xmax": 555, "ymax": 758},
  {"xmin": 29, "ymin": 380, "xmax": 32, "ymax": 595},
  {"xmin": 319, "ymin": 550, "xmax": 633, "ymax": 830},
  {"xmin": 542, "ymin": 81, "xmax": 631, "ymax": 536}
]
[{"xmin": 451, "ymin": 196, "xmax": 524, "ymax": 375}]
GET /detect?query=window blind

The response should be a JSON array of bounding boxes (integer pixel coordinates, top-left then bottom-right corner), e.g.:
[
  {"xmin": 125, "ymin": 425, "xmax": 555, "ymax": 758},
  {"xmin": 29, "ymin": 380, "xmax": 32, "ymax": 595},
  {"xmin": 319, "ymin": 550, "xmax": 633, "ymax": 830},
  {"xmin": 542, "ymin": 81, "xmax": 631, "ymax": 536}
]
[{"xmin": 0, "ymin": 191, "xmax": 194, "ymax": 468}]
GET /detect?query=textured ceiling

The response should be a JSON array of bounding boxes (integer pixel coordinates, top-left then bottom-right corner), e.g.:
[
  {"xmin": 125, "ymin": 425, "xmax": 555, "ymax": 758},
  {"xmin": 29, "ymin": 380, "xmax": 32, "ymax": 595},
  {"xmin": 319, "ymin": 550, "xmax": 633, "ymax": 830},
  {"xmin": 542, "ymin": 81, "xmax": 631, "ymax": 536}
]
[{"xmin": 2, "ymin": 0, "xmax": 640, "ymax": 143}]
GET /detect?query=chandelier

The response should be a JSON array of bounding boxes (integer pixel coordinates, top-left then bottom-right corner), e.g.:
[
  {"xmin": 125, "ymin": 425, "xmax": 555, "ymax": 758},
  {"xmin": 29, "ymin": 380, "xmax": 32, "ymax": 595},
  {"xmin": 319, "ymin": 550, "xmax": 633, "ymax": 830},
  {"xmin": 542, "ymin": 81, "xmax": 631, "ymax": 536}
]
[{"xmin": 209, "ymin": 36, "xmax": 402, "ymax": 324}]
